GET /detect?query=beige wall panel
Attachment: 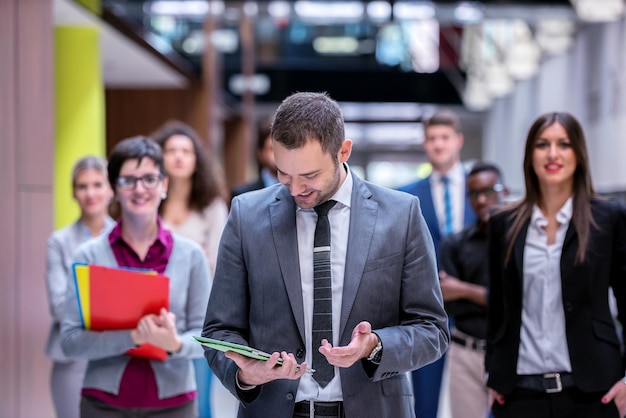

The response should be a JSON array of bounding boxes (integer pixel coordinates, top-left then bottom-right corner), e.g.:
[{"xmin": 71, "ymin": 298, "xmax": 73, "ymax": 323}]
[
  {"xmin": 0, "ymin": 0, "xmax": 20, "ymax": 415},
  {"xmin": 18, "ymin": 191, "xmax": 54, "ymax": 417},
  {"xmin": 17, "ymin": 0, "xmax": 54, "ymax": 188},
  {"xmin": 0, "ymin": 0, "xmax": 54, "ymax": 417}
]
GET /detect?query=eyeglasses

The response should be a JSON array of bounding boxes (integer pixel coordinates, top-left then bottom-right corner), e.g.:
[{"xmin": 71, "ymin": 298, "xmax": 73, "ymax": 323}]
[
  {"xmin": 116, "ymin": 174, "xmax": 162, "ymax": 189},
  {"xmin": 468, "ymin": 184, "xmax": 504, "ymax": 200}
]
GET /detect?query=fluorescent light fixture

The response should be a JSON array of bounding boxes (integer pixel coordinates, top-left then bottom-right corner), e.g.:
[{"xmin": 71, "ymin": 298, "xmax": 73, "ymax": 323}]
[
  {"xmin": 454, "ymin": 2, "xmax": 484, "ymax": 24},
  {"xmin": 229, "ymin": 74, "xmax": 271, "ymax": 95},
  {"xmin": 211, "ymin": 29, "xmax": 239, "ymax": 53},
  {"xmin": 150, "ymin": 1, "xmax": 209, "ymax": 16},
  {"xmin": 294, "ymin": 1, "xmax": 364, "ymax": 22},
  {"xmin": 393, "ymin": 1, "xmax": 436, "ymax": 20},
  {"xmin": 313, "ymin": 36, "xmax": 359, "ymax": 54},
  {"xmin": 243, "ymin": 1, "xmax": 258, "ymax": 16},
  {"xmin": 367, "ymin": 1, "xmax": 392, "ymax": 21},
  {"xmin": 268, "ymin": 1, "xmax": 291, "ymax": 18},
  {"xmin": 570, "ymin": 0, "xmax": 624, "ymax": 22}
]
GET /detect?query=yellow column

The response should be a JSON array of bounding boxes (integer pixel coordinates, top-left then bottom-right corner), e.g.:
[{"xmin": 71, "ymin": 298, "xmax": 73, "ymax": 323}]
[
  {"xmin": 54, "ymin": 26, "xmax": 106, "ymax": 229},
  {"xmin": 76, "ymin": 0, "xmax": 102, "ymax": 15}
]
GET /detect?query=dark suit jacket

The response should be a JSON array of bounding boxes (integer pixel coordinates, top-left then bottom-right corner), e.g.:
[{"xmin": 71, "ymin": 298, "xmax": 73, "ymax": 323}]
[
  {"xmin": 398, "ymin": 175, "xmax": 476, "ymax": 256},
  {"xmin": 486, "ymin": 198, "xmax": 626, "ymax": 396},
  {"xmin": 203, "ymin": 172, "xmax": 449, "ymax": 418}
]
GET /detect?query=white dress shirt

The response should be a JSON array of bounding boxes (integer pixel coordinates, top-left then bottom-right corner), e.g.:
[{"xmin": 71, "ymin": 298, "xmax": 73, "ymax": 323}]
[
  {"xmin": 517, "ymin": 197, "xmax": 573, "ymax": 375},
  {"xmin": 295, "ymin": 164, "xmax": 353, "ymax": 402}
]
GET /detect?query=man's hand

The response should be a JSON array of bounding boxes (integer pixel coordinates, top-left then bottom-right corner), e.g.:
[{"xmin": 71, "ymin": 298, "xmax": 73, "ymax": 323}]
[
  {"xmin": 318, "ymin": 321, "xmax": 379, "ymax": 368},
  {"xmin": 225, "ymin": 351, "xmax": 307, "ymax": 386}
]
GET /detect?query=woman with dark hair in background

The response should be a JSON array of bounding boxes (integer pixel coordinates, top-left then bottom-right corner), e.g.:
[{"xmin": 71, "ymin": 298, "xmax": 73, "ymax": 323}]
[
  {"xmin": 486, "ymin": 112, "xmax": 626, "ymax": 418},
  {"xmin": 45, "ymin": 156, "xmax": 115, "ymax": 418},
  {"xmin": 61, "ymin": 136, "xmax": 211, "ymax": 417},
  {"xmin": 152, "ymin": 120, "xmax": 228, "ymax": 275}
]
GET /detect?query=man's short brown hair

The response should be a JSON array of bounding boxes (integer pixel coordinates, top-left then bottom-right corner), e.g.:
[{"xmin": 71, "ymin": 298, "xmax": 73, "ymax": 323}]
[{"xmin": 423, "ymin": 109, "xmax": 462, "ymax": 133}]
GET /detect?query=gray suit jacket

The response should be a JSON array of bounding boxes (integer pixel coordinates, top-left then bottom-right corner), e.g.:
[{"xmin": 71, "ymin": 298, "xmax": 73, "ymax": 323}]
[{"xmin": 203, "ymin": 172, "xmax": 449, "ymax": 418}]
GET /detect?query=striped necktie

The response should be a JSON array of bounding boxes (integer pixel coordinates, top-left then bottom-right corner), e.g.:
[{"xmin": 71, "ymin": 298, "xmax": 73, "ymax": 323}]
[
  {"xmin": 442, "ymin": 176, "xmax": 453, "ymax": 235},
  {"xmin": 312, "ymin": 199, "xmax": 336, "ymax": 387}
]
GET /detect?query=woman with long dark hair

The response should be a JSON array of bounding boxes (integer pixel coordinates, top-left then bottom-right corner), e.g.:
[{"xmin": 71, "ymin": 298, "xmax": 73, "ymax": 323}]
[{"xmin": 486, "ymin": 112, "xmax": 626, "ymax": 417}]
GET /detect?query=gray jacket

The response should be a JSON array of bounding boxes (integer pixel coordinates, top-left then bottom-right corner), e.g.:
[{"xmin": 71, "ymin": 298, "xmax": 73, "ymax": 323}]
[
  {"xmin": 60, "ymin": 233, "xmax": 211, "ymax": 399},
  {"xmin": 204, "ymin": 173, "xmax": 449, "ymax": 418},
  {"xmin": 45, "ymin": 218, "xmax": 115, "ymax": 361}
]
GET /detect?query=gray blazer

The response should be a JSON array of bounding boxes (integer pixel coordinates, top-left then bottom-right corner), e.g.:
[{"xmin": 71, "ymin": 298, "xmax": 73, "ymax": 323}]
[
  {"xmin": 45, "ymin": 218, "xmax": 115, "ymax": 361},
  {"xmin": 203, "ymin": 172, "xmax": 449, "ymax": 418},
  {"xmin": 60, "ymin": 233, "xmax": 211, "ymax": 399}
]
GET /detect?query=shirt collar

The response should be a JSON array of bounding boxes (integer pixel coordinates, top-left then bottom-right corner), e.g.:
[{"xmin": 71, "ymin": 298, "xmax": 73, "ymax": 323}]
[
  {"xmin": 77, "ymin": 216, "xmax": 116, "ymax": 238},
  {"xmin": 108, "ymin": 216, "xmax": 169, "ymax": 246},
  {"xmin": 331, "ymin": 163, "xmax": 353, "ymax": 209},
  {"xmin": 430, "ymin": 161, "xmax": 464, "ymax": 185},
  {"xmin": 531, "ymin": 196, "xmax": 573, "ymax": 228}
]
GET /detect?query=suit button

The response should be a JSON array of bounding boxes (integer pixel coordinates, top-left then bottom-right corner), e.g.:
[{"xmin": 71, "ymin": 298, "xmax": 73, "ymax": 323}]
[
  {"xmin": 286, "ymin": 393, "xmax": 294, "ymax": 400},
  {"xmin": 564, "ymin": 302, "xmax": 574, "ymax": 313},
  {"xmin": 296, "ymin": 348, "xmax": 304, "ymax": 358}
]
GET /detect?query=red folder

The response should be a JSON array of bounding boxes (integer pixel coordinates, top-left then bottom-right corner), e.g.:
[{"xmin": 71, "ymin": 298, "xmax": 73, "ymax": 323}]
[{"xmin": 75, "ymin": 264, "xmax": 170, "ymax": 361}]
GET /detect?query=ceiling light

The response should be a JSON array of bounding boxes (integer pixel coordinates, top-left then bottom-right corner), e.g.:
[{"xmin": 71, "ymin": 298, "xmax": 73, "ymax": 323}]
[
  {"xmin": 150, "ymin": 1, "xmax": 209, "ymax": 16},
  {"xmin": 454, "ymin": 2, "xmax": 484, "ymax": 24},
  {"xmin": 313, "ymin": 36, "xmax": 359, "ymax": 54},
  {"xmin": 242, "ymin": 2, "xmax": 258, "ymax": 16},
  {"xmin": 393, "ymin": 1, "xmax": 436, "ymax": 20},
  {"xmin": 268, "ymin": 1, "xmax": 291, "ymax": 18},
  {"xmin": 367, "ymin": 1, "xmax": 392, "ymax": 22},
  {"xmin": 294, "ymin": 1, "xmax": 364, "ymax": 23},
  {"xmin": 229, "ymin": 74, "xmax": 271, "ymax": 95},
  {"xmin": 570, "ymin": 0, "xmax": 624, "ymax": 22}
]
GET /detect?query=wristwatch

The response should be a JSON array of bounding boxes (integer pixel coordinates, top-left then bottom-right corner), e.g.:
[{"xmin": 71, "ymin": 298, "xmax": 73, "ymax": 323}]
[{"xmin": 367, "ymin": 334, "xmax": 383, "ymax": 365}]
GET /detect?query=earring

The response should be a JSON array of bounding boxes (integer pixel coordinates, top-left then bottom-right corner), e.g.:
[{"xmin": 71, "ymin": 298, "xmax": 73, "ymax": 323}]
[{"xmin": 161, "ymin": 192, "xmax": 167, "ymax": 200}]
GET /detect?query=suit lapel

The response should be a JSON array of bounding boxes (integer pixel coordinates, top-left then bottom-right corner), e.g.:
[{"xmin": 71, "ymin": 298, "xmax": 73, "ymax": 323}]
[
  {"xmin": 270, "ymin": 190, "xmax": 306, "ymax": 344},
  {"xmin": 513, "ymin": 221, "xmax": 529, "ymax": 295},
  {"xmin": 340, "ymin": 176, "xmax": 376, "ymax": 340},
  {"xmin": 419, "ymin": 178, "xmax": 440, "ymax": 246},
  {"xmin": 560, "ymin": 223, "xmax": 577, "ymax": 287}
]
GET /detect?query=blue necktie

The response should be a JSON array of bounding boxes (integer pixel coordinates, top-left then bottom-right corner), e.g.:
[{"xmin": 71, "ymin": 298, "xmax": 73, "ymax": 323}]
[
  {"xmin": 442, "ymin": 176, "xmax": 453, "ymax": 235},
  {"xmin": 312, "ymin": 199, "xmax": 336, "ymax": 387}
]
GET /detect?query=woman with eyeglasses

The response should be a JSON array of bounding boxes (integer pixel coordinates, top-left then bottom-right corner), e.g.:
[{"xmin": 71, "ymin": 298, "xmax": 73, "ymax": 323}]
[
  {"xmin": 151, "ymin": 120, "xmax": 232, "ymax": 418},
  {"xmin": 486, "ymin": 112, "xmax": 626, "ymax": 418},
  {"xmin": 45, "ymin": 156, "xmax": 115, "ymax": 418},
  {"xmin": 61, "ymin": 136, "xmax": 211, "ymax": 418}
]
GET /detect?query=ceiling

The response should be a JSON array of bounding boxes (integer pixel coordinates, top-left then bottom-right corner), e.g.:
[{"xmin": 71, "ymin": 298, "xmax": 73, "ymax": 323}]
[
  {"xmin": 53, "ymin": 0, "xmax": 583, "ymax": 162},
  {"xmin": 55, "ymin": 0, "xmax": 579, "ymax": 106}
]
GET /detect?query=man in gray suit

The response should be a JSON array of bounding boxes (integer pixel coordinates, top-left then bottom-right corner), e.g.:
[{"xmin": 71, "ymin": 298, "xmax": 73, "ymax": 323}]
[{"xmin": 203, "ymin": 92, "xmax": 449, "ymax": 418}]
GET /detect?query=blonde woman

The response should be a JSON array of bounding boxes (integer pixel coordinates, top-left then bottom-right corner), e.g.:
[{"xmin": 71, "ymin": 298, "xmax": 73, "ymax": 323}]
[{"xmin": 45, "ymin": 156, "xmax": 114, "ymax": 418}]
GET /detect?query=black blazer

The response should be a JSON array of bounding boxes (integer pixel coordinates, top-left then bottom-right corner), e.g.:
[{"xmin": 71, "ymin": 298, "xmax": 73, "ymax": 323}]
[{"xmin": 486, "ymin": 198, "xmax": 626, "ymax": 396}]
